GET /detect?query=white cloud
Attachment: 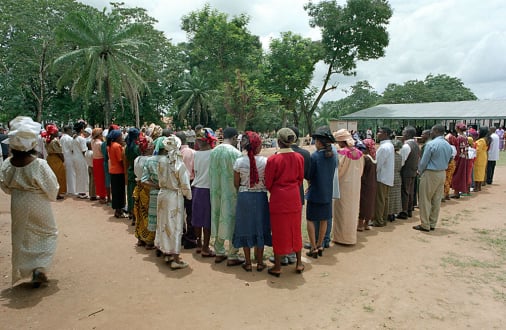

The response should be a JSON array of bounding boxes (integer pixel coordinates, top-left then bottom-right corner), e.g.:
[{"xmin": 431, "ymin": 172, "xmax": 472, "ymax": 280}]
[{"xmin": 79, "ymin": 0, "xmax": 506, "ymax": 101}]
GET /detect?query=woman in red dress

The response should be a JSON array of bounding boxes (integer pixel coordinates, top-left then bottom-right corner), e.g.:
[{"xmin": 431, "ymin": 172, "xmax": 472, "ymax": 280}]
[{"xmin": 265, "ymin": 128, "xmax": 305, "ymax": 277}]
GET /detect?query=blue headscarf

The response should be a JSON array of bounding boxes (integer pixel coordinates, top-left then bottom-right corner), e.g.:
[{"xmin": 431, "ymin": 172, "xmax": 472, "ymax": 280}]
[
  {"xmin": 125, "ymin": 127, "xmax": 140, "ymax": 151},
  {"xmin": 107, "ymin": 129, "xmax": 122, "ymax": 146}
]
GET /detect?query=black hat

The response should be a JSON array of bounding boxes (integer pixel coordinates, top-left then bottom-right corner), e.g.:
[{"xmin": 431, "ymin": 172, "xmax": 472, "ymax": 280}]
[{"xmin": 312, "ymin": 126, "xmax": 335, "ymax": 143}]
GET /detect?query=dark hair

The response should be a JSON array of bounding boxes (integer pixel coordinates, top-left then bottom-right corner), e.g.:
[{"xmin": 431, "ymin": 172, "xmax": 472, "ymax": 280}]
[
  {"xmin": 223, "ymin": 127, "xmax": 238, "ymax": 139},
  {"xmin": 175, "ymin": 131, "xmax": 187, "ymax": 144},
  {"xmin": 315, "ymin": 136, "xmax": 334, "ymax": 158},
  {"xmin": 403, "ymin": 126, "xmax": 416, "ymax": 139},
  {"xmin": 162, "ymin": 128, "xmax": 172, "ymax": 137},
  {"xmin": 288, "ymin": 126, "xmax": 300, "ymax": 139},
  {"xmin": 478, "ymin": 126, "xmax": 489, "ymax": 139},
  {"xmin": 431, "ymin": 124, "xmax": 445, "ymax": 136},
  {"xmin": 73, "ymin": 121, "xmax": 85, "ymax": 133},
  {"xmin": 379, "ymin": 126, "xmax": 392, "ymax": 137}
]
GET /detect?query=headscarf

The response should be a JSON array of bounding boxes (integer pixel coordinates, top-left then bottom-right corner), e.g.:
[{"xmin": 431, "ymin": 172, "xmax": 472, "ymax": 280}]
[
  {"xmin": 363, "ymin": 138, "xmax": 376, "ymax": 160},
  {"xmin": 243, "ymin": 131, "xmax": 262, "ymax": 187},
  {"xmin": 6, "ymin": 116, "xmax": 41, "ymax": 151},
  {"xmin": 468, "ymin": 128, "xmax": 478, "ymax": 140},
  {"xmin": 196, "ymin": 128, "xmax": 218, "ymax": 148},
  {"xmin": 45, "ymin": 124, "xmax": 59, "ymax": 143},
  {"xmin": 92, "ymin": 128, "xmax": 103, "ymax": 139},
  {"xmin": 125, "ymin": 127, "xmax": 140, "ymax": 151},
  {"xmin": 456, "ymin": 123, "xmax": 467, "ymax": 131},
  {"xmin": 151, "ymin": 126, "xmax": 163, "ymax": 140},
  {"xmin": 152, "ymin": 136, "xmax": 167, "ymax": 155},
  {"xmin": 106, "ymin": 129, "xmax": 122, "ymax": 146},
  {"xmin": 162, "ymin": 134, "xmax": 182, "ymax": 164},
  {"xmin": 137, "ymin": 132, "xmax": 149, "ymax": 155}
]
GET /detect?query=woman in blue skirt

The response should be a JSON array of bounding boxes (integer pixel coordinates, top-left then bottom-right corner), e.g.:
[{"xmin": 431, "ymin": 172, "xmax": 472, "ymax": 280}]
[{"xmin": 232, "ymin": 131, "xmax": 272, "ymax": 272}]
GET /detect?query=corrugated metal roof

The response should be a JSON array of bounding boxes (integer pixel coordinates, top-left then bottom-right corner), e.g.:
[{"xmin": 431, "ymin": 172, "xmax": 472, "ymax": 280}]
[{"xmin": 341, "ymin": 100, "xmax": 506, "ymax": 120}]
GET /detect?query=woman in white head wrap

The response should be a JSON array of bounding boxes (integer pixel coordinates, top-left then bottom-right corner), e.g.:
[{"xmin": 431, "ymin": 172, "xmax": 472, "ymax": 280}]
[
  {"xmin": 0, "ymin": 116, "xmax": 59, "ymax": 287},
  {"xmin": 154, "ymin": 135, "xmax": 192, "ymax": 269}
]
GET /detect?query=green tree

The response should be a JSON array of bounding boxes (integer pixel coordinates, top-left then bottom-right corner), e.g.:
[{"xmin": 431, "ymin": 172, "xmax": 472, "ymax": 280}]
[
  {"xmin": 175, "ymin": 68, "xmax": 215, "ymax": 126},
  {"xmin": 0, "ymin": 0, "xmax": 89, "ymax": 123},
  {"xmin": 181, "ymin": 5, "xmax": 263, "ymax": 128},
  {"xmin": 264, "ymin": 32, "xmax": 321, "ymax": 127},
  {"xmin": 304, "ymin": 0, "xmax": 392, "ymax": 134},
  {"xmin": 54, "ymin": 8, "xmax": 150, "ymax": 127},
  {"xmin": 381, "ymin": 74, "xmax": 477, "ymax": 104}
]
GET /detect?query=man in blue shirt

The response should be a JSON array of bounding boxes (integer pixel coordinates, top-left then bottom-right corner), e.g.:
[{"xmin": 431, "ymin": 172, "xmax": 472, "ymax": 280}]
[{"xmin": 413, "ymin": 124, "xmax": 452, "ymax": 232}]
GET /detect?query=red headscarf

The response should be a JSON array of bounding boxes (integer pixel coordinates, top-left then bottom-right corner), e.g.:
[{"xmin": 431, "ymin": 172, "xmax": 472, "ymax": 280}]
[
  {"xmin": 136, "ymin": 132, "xmax": 149, "ymax": 154},
  {"xmin": 244, "ymin": 131, "xmax": 262, "ymax": 188},
  {"xmin": 196, "ymin": 128, "xmax": 218, "ymax": 149},
  {"xmin": 45, "ymin": 124, "xmax": 59, "ymax": 143},
  {"xmin": 363, "ymin": 138, "xmax": 376, "ymax": 160}
]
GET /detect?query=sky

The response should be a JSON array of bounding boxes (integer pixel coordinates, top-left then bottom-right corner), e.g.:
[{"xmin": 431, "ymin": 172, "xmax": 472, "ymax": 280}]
[{"xmin": 80, "ymin": 0, "xmax": 506, "ymax": 102}]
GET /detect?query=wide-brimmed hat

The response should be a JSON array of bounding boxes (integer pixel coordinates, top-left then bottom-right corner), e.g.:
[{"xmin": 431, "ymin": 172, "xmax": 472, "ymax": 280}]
[{"xmin": 312, "ymin": 126, "xmax": 336, "ymax": 143}]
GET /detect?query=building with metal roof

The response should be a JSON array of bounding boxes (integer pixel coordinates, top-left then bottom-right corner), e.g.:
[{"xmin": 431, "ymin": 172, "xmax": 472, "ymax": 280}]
[{"xmin": 338, "ymin": 100, "xmax": 506, "ymax": 133}]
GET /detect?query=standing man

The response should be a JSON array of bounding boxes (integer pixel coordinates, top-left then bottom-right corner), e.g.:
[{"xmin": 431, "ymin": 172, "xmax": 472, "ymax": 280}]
[
  {"xmin": 185, "ymin": 125, "xmax": 196, "ymax": 149},
  {"xmin": 413, "ymin": 124, "xmax": 452, "ymax": 232},
  {"xmin": 486, "ymin": 127, "xmax": 499, "ymax": 185},
  {"xmin": 209, "ymin": 127, "xmax": 244, "ymax": 266},
  {"xmin": 397, "ymin": 126, "xmax": 420, "ymax": 219},
  {"xmin": 372, "ymin": 127, "xmax": 394, "ymax": 227}
]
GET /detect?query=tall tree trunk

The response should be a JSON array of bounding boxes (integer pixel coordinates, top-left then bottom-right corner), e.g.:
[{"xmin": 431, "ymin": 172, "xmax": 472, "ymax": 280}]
[{"xmin": 104, "ymin": 78, "xmax": 112, "ymax": 126}]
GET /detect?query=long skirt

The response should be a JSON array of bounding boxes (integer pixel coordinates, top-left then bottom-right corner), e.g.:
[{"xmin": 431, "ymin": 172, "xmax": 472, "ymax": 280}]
[
  {"xmin": 134, "ymin": 183, "xmax": 155, "ymax": 244},
  {"xmin": 232, "ymin": 191, "xmax": 272, "ymax": 248},
  {"xmin": 92, "ymin": 158, "xmax": 107, "ymax": 198},
  {"xmin": 47, "ymin": 154, "xmax": 66, "ymax": 195},
  {"xmin": 147, "ymin": 189, "xmax": 159, "ymax": 231},
  {"xmin": 444, "ymin": 159, "xmax": 456, "ymax": 196},
  {"xmin": 110, "ymin": 173, "xmax": 125, "ymax": 210},
  {"xmin": 270, "ymin": 211, "xmax": 302, "ymax": 256},
  {"xmin": 10, "ymin": 190, "xmax": 57, "ymax": 284},
  {"xmin": 192, "ymin": 187, "xmax": 211, "ymax": 229},
  {"xmin": 155, "ymin": 189, "xmax": 184, "ymax": 255}
]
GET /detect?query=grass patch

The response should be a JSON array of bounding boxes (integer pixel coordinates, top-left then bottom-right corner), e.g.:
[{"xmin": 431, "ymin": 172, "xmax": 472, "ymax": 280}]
[{"xmin": 441, "ymin": 254, "xmax": 499, "ymax": 269}]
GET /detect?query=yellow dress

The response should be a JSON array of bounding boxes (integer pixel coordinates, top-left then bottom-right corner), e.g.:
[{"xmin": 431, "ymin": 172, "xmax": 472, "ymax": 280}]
[{"xmin": 474, "ymin": 138, "xmax": 487, "ymax": 182}]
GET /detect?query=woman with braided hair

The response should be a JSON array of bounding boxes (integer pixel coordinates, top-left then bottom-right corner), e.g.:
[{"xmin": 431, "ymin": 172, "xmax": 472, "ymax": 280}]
[{"xmin": 232, "ymin": 131, "xmax": 272, "ymax": 272}]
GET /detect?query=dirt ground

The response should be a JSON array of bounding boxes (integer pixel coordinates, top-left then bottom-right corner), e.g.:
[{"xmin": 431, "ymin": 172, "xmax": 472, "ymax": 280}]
[{"xmin": 1, "ymin": 149, "xmax": 505, "ymax": 329}]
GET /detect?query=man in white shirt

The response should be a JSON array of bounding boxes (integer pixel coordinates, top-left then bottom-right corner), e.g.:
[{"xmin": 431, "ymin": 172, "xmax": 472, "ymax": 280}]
[
  {"xmin": 373, "ymin": 127, "xmax": 395, "ymax": 227},
  {"xmin": 486, "ymin": 127, "xmax": 500, "ymax": 184}
]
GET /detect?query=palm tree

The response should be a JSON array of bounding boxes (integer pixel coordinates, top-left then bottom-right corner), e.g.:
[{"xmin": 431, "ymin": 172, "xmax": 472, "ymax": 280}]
[
  {"xmin": 54, "ymin": 9, "xmax": 149, "ymax": 127},
  {"xmin": 175, "ymin": 68, "xmax": 214, "ymax": 126}
]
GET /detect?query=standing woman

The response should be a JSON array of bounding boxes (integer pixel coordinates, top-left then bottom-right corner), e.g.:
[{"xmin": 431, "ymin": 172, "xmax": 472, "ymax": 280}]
[
  {"xmin": 358, "ymin": 139, "xmax": 377, "ymax": 231},
  {"xmin": 91, "ymin": 128, "xmax": 107, "ymax": 203},
  {"xmin": 265, "ymin": 128, "xmax": 305, "ymax": 277},
  {"xmin": 133, "ymin": 135, "xmax": 154, "ymax": 248},
  {"xmin": 192, "ymin": 128, "xmax": 217, "ymax": 257},
  {"xmin": 72, "ymin": 120, "xmax": 89, "ymax": 199},
  {"xmin": 155, "ymin": 135, "xmax": 192, "ymax": 269},
  {"xmin": 332, "ymin": 129, "xmax": 364, "ymax": 244},
  {"xmin": 45, "ymin": 124, "xmax": 66, "ymax": 200},
  {"xmin": 305, "ymin": 126, "xmax": 337, "ymax": 258},
  {"xmin": 451, "ymin": 123, "xmax": 469, "ymax": 198},
  {"xmin": 0, "ymin": 117, "xmax": 59, "ymax": 287},
  {"xmin": 107, "ymin": 129, "xmax": 127, "ymax": 218},
  {"xmin": 232, "ymin": 131, "xmax": 272, "ymax": 272},
  {"xmin": 473, "ymin": 127, "xmax": 489, "ymax": 192},
  {"xmin": 125, "ymin": 128, "xmax": 141, "ymax": 221},
  {"xmin": 443, "ymin": 133, "xmax": 458, "ymax": 201}
]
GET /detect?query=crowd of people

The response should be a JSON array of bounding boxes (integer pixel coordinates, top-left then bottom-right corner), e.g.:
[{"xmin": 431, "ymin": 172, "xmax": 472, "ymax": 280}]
[{"xmin": 0, "ymin": 116, "xmax": 502, "ymax": 287}]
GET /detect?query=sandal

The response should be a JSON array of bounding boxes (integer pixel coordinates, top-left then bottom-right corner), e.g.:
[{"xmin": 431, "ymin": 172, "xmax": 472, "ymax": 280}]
[
  {"xmin": 317, "ymin": 246, "xmax": 324, "ymax": 257},
  {"xmin": 295, "ymin": 263, "xmax": 305, "ymax": 274},
  {"xmin": 242, "ymin": 263, "xmax": 252, "ymax": 272},
  {"xmin": 256, "ymin": 263, "xmax": 266, "ymax": 272},
  {"xmin": 170, "ymin": 260, "xmax": 188, "ymax": 270},
  {"xmin": 306, "ymin": 248, "xmax": 318, "ymax": 259},
  {"xmin": 201, "ymin": 250, "xmax": 216, "ymax": 258},
  {"xmin": 267, "ymin": 267, "xmax": 281, "ymax": 278}
]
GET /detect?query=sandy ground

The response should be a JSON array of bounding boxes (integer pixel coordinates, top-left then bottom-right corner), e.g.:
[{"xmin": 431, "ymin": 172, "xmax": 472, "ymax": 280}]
[{"xmin": 1, "ymin": 149, "xmax": 505, "ymax": 329}]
